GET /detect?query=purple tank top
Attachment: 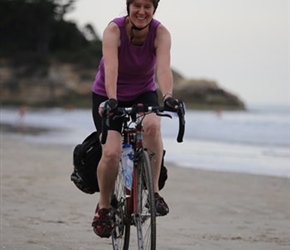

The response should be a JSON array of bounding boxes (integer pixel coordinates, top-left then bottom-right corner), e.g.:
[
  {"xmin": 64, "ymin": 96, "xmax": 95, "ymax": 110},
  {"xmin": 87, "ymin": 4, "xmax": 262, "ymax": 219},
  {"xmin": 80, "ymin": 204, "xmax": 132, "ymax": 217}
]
[{"xmin": 92, "ymin": 16, "xmax": 160, "ymax": 101}]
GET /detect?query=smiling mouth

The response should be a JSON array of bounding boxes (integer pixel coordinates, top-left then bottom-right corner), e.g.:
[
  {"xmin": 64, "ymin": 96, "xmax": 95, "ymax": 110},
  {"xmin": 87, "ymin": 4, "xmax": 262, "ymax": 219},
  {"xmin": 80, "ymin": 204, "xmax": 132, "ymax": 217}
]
[
  {"xmin": 129, "ymin": 15, "xmax": 151, "ymax": 31},
  {"xmin": 137, "ymin": 16, "xmax": 146, "ymax": 21}
]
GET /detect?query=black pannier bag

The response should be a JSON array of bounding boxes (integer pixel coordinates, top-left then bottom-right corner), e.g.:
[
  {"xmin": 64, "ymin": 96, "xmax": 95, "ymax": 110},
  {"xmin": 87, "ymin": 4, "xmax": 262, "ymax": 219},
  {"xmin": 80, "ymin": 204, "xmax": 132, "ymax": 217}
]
[
  {"xmin": 71, "ymin": 131, "xmax": 101, "ymax": 194},
  {"xmin": 71, "ymin": 131, "xmax": 168, "ymax": 194}
]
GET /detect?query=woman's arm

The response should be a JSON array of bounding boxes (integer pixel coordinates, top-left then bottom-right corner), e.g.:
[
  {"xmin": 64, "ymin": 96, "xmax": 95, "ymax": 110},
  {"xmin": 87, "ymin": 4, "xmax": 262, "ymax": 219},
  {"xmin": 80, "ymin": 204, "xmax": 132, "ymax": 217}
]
[
  {"xmin": 155, "ymin": 24, "xmax": 174, "ymax": 100},
  {"xmin": 102, "ymin": 22, "xmax": 120, "ymax": 100}
]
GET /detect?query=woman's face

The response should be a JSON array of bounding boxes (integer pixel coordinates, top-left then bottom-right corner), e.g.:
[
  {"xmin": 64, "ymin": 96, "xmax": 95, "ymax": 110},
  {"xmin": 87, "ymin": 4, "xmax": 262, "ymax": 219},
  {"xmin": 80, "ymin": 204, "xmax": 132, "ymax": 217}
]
[{"xmin": 128, "ymin": 0, "xmax": 155, "ymax": 29}]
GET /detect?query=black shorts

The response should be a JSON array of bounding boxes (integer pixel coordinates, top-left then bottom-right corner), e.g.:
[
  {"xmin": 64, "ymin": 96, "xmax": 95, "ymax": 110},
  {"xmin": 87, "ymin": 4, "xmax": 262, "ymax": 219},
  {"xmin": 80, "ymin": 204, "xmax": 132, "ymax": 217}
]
[{"xmin": 92, "ymin": 91, "xmax": 160, "ymax": 134}]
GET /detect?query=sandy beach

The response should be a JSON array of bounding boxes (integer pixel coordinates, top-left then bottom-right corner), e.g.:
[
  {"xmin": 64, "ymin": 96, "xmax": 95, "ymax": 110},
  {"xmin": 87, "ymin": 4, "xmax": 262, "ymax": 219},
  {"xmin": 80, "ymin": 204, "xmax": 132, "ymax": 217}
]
[{"xmin": 1, "ymin": 134, "xmax": 289, "ymax": 250}]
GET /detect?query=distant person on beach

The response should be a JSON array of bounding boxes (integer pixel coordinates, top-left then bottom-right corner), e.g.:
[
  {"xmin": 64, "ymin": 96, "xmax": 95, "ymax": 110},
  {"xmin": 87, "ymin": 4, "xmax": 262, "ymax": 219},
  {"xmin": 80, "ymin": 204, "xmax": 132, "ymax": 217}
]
[
  {"xmin": 17, "ymin": 104, "xmax": 28, "ymax": 133},
  {"xmin": 91, "ymin": 0, "xmax": 179, "ymax": 238}
]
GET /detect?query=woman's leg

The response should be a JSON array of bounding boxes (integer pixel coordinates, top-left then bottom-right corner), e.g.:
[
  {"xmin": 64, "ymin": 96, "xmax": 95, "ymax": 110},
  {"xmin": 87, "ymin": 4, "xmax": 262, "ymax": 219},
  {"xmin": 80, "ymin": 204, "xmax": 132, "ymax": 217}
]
[
  {"xmin": 92, "ymin": 92, "xmax": 123, "ymax": 209},
  {"xmin": 91, "ymin": 92, "xmax": 124, "ymax": 238},
  {"xmin": 143, "ymin": 112, "xmax": 169, "ymax": 216},
  {"xmin": 97, "ymin": 130, "xmax": 122, "ymax": 209},
  {"xmin": 143, "ymin": 113, "xmax": 163, "ymax": 193}
]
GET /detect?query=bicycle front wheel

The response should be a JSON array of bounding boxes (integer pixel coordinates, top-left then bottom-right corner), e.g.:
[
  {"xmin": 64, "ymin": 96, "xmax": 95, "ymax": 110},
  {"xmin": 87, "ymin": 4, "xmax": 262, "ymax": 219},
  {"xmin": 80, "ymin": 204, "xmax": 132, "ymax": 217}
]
[
  {"xmin": 111, "ymin": 165, "xmax": 131, "ymax": 250},
  {"xmin": 135, "ymin": 150, "xmax": 156, "ymax": 250}
]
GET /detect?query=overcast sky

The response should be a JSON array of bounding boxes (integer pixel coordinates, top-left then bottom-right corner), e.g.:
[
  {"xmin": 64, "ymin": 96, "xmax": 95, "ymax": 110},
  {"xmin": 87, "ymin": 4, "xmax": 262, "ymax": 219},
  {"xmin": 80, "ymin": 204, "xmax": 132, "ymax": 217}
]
[{"xmin": 66, "ymin": 0, "xmax": 289, "ymax": 106}]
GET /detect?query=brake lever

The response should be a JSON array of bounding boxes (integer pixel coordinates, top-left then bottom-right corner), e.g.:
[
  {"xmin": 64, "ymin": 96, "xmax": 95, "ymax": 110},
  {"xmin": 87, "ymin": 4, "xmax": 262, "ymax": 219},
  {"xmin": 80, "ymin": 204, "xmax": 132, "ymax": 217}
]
[
  {"xmin": 156, "ymin": 110, "xmax": 172, "ymax": 119},
  {"xmin": 105, "ymin": 109, "xmax": 110, "ymax": 127},
  {"xmin": 176, "ymin": 101, "xmax": 186, "ymax": 143},
  {"xmin": 101, "ymin": 105, "xmax": 110, "ymax": 144},
  {"xmin": 113, "ymin": 112, "xmax": 126, "ymax": 121}
]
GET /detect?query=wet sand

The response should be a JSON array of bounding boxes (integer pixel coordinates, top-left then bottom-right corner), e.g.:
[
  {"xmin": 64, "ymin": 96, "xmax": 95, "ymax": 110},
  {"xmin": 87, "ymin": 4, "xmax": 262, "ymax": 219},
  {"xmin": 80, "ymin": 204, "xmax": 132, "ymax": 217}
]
[{"xmin": 1, "ymin": 135, "xmax": 289, "ymax": 250}]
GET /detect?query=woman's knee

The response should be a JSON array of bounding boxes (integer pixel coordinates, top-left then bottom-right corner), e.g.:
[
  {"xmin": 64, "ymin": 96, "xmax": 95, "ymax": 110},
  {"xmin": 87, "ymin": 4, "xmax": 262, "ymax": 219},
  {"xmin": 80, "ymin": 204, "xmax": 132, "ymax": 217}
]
[
  {"xmin": 101, "ymin": 131, "xmax": 122, "ymax": 165},
  {"xmin": 143, "ymin": 118, "xmax": 161, "ymax": 137},
  {"xmin": 103, "ymin": 147, "xmax": 120, "ymax": 161}
]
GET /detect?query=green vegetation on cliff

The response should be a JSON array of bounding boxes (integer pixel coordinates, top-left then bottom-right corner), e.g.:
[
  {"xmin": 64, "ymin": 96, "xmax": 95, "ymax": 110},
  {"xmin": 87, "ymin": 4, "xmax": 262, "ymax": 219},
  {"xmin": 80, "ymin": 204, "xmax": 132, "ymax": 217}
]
[{"xmin": 0, "ymin": 0, "xmax": 102, "ymax": 67}]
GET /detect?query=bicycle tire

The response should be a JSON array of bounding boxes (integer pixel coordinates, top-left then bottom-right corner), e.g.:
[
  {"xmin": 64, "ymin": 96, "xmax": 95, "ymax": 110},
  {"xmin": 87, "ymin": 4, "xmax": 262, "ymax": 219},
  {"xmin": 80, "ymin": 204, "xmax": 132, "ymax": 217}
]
[
  {"xmin": 135, "ymin": 150, "xmax": 156, "ymax": 250},
  {"xmin": 111, "ymin": 166, "xmax": 131, "ymax": 250}
]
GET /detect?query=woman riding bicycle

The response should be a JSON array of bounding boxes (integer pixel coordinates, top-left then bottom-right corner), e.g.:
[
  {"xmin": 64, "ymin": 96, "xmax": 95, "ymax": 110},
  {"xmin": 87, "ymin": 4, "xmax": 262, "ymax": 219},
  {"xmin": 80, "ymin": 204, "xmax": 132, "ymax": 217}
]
[{"xmin": 91, "ymin": 0, "xmax": 179, "ymax": 238}]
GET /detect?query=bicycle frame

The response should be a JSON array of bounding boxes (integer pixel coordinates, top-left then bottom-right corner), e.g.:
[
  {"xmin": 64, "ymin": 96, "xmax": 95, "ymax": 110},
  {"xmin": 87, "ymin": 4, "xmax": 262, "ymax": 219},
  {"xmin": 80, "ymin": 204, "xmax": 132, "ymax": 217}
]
[
  {"xmin": 102, "ymin": 102, "xmax": 186, "ymax": 250},
  {"xmin": 123, "ymin": 113, "xmax": 144, "ymax": 216}
]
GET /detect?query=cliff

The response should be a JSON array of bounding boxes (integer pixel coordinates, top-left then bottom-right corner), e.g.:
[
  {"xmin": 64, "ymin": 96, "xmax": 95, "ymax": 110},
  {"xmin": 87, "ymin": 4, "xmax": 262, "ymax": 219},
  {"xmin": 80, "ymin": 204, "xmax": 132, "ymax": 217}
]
[{"xmin": 0, "ymin": 58, "xmax": 245, "ymax": 110}]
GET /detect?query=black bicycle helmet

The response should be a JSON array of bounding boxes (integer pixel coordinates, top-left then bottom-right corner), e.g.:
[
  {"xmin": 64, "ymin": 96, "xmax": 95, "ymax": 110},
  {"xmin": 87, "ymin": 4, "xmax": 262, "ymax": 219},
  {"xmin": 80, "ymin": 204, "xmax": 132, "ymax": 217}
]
[{"xmin": 126, "ymin": 0, "xmax": 160, "ymax": 15}]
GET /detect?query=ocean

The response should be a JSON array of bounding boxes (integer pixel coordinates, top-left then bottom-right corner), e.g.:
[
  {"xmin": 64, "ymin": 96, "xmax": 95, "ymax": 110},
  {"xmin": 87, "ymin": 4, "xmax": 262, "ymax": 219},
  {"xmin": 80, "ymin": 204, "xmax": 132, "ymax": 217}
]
[{"xmin": 1, "ymin": 104, "xmax": 289, "ymax": 178}]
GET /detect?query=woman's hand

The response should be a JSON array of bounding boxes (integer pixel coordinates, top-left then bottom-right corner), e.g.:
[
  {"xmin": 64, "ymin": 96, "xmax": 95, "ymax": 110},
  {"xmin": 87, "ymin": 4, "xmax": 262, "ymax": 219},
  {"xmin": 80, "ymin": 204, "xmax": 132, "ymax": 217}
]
[
  {"xmin": 98, "ymin": 98, "xmax": 118, "ymax": 116},
  {"xmin": 164, "ymin": 97, "xmax": 179, "ymax": 110}
]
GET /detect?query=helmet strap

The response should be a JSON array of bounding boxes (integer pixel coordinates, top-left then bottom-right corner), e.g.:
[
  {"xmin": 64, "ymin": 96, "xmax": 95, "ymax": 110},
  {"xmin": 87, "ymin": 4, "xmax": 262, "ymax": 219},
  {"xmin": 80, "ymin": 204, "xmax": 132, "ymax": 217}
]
[{"xmin": 129, "ymin": 18, "xmax": 152, "ymax": 43}]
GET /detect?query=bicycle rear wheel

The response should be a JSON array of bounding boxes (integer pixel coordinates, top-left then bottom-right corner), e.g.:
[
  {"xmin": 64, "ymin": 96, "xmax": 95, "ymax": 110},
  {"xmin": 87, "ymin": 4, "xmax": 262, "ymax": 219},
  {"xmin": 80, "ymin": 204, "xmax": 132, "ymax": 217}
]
[
  {"xmin": 135, "ymin": 150, "xmax": 156, "ymax": 250},
  {"xmin": 111, "ymin": 166, "xmax": 131, "ymax": 250}
]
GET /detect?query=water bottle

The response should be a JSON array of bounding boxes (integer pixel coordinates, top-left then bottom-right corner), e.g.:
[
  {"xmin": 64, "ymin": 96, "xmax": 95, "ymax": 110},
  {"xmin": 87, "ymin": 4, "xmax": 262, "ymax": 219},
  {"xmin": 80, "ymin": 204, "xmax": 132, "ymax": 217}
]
[{"xmin": 121, "ymin": 143, "xmax": 134, "ymax": 190}]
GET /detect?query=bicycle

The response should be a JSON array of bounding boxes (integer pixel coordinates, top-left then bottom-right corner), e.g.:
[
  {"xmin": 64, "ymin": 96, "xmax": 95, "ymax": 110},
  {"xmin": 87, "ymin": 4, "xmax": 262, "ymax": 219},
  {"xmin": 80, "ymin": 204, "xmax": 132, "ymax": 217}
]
[{"xmin": 101, "ymin": 101, "xmax": 185, "ymax": 250}]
